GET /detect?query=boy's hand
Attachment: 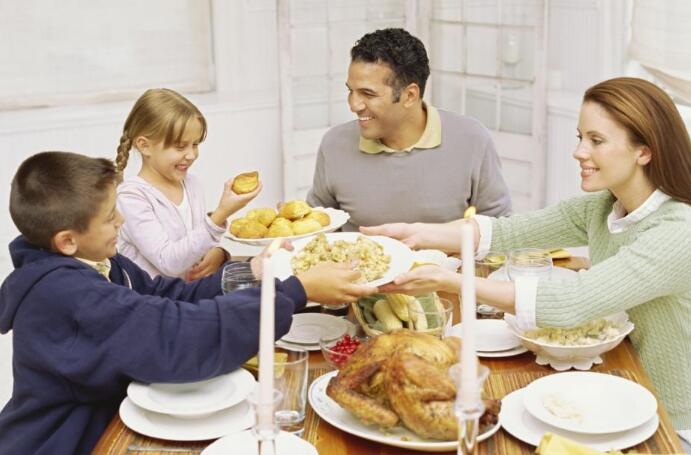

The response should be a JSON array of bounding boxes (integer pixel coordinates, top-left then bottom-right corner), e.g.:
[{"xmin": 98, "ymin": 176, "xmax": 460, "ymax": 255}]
[
  {"xmin": 210, "ymin": 180, "xmax": 263, "ymax": 227},
  {"xmin": 186, "ymin": 247, "xmax": 227, "ymax": 281},
  {"xmin": 297, "ymin": 262, "xmax": 377, "ymax": 306},
  {"xmin": 378, "ymin": 265, "xmax": 460, "ymax": 295}
]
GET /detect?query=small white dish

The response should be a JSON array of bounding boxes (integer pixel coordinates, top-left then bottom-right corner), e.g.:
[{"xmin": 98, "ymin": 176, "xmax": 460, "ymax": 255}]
[
  {"xmin": 488, "ymin": 265, "xmax": 577, "ymax": 281},
  {"xmin": 225, "ymin": 207, "xmax": 350, "ymax": 246},
  {"xmin": 202, "ymin": 429, "xmax": 317, "ymax": 455},
  {"xmin": 127, "ymin": 369, "xmax": 255, "ymax": 417},
  {"xmin": 119, "ymin": 397, "xmax": 253, "ymax": 441},
  {"xmin": 308, "ymin": 371, "xmax": 500, "ymax": 452},
  {"xmin": 477, "ymin": 345, "xmax": 529, "ymax": 358},
  {"xmin": 522, "ymin": 372, "xmax": 657, "ymax": 434},
  {"xmin": 282, "ymin": 313, "xmax": 349, "ymax": 345},
  {"xmin": 446, "ymin": 319, "xmax": 521, "ymax": 352},
  {"xmin": 273, "ymin": 232, "xmax": 414, "ymax": 287},
  {"xmin": 277, "ymin": 319, "xmax": 356, "ymax": 351},
  {"xmin": 500, "ymin": 388, "xmax": 659, "ymax": 450}
]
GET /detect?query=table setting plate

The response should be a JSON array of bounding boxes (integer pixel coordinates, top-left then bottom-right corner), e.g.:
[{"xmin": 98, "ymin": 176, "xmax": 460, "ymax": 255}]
[
  {"xmin": 225, "ymin": 207, "xmax": 350, "ymax": 246},
  {"xmin": 308, "ymin": 371, "xmax": 500, "ymax": 452},
  {"xmin": 446, "ymin": 319, "xmax": 522, "ymax": 353},
  {"xmin": 119, "ymin": 397, "xmax": 253, "ymax": 441},
  {"xmin": 274, "ymin": 232, "xmax": 414, "ymax": 287},
  {"xmin": 127, "ymin": 369, "xmax": 255, "ymax": 417},
  {"xmin": 281, "ymin": 313, "xmax": 350, "ymax": 345},
  {"xmin": 500, "ymin": 388, "xmax": 659, "ymax": 450},
  {"xmin": 202, "ymin": 429, "xmax": 317, "ymax": 455},
  {"xmin": 522, "ymin": 372, "xmax": 657, "ymax": 434},
  {"xmin": 277, "ymin": 318, "xmax": 356, "ymax": 351}
]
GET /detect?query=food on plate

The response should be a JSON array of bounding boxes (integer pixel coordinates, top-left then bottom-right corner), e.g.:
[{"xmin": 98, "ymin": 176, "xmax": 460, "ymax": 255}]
[
  {"xmin": 356, "ymin": 293, "xmax": 445, "ymax": 334},
  {"xmin": 236, "ymin": 219, "xmax": 268, "ymax": 239},
  {"xmin": 229, "ymin": 218, "xmax": 250, "ymax": 237},
  {"xmin": 290, "ymin": 233, "xmax": 390, "ymax": 282},
  {"xmin": 326, "ymin": 330, "xmax": 500, "ymax": 440},
  {"xmin": 278, "ymin": 199, "xmax": 312, "ymax": 220},
  {"xmin": 542, "ymin": 393, "xmax": 583, "ymax": 423},
  {"xmin": 322, "ymin": 335, "xmax": 362, "ymax": 368},
  {"xmin": 266, "ymin": 218, "xmax": 293, "ymax": 238},
  {"xmin": 291, "ymin": 218, "xmax": 322, "ymax": 235},
  {"xmin": 231, "ymin": 171, "xmax": 259, "ymax": 194},
  {"xmin": 305, "ymin": 210, "xmax": 331, "ymax": 227},
  {"xmin": 523, "ymin": 318, "xmax": 624, "ymax": 346},
  {"xmin": 246, "ymin": 207, "xmax": 277, "ymax": 227}
]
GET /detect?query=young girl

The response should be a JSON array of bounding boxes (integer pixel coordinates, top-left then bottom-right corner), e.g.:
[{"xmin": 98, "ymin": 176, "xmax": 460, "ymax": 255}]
[
  {"xmin": 115, "ymin": 89, "xmax": 260, "ymax": 279},
  {"xmin": 364, "ymin": 78, "xmax": 691, "ymax": 440}
]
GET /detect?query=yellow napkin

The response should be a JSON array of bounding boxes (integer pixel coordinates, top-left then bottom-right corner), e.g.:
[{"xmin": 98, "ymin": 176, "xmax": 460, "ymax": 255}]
[
  {"xmin": 536, "ymin": 433, "xmax": 624, "ymax": 455},
  {"xmin": 549, "ymin": 248, "xmax": 572, "ymax": 259},
  {"xmin": 242, "ymin": 352, "xmax": 288, "ymax": 377}
]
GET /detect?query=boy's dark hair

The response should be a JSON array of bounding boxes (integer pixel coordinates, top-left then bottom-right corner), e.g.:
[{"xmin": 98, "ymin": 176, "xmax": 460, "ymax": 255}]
[
  {"xmin": 350, "ymin": 28, "xmax": 430, "ymax": 102},
  {"xmin": 10, "ymin": 151, "xmax": 118, "ymax": 250}
]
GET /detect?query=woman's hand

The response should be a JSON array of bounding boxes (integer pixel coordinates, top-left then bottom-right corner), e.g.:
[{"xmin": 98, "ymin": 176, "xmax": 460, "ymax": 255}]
[
  {"xmin": 210, "ymin": 179, "xmax": 263, "ymax": 227},
  {"xmin": 378, "ymin": 265, "xmax": 461, "ymax": 295},
  {"xmin": 360, "ymin": 221, "xmax": 467, "ymax": 253},
  {"xmin": 297, "ymin": 262, "xmax": 378, "ymax": 306},
  {"xmin": 186, "ymin": 247, "xmax": 227, "ymax": 281}
]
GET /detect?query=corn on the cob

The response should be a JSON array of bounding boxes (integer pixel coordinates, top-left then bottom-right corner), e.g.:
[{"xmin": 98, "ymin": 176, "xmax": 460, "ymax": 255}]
[
  {"xmin": 373, "ymin": 299, "xmax": 403, "ymax": 331},
  {"xmin": 384, "ymin": 294, "xmax": 412, "ymax": 321},
  {"xmin": 408, "ymin": 298, "xmax": 428, "ymax": 330}
]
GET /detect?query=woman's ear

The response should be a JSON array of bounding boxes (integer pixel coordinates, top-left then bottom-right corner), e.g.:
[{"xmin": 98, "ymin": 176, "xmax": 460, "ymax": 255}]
[
  {"xmin": 52, "ymin": 230, "xmax": 78, "ymax": 256},
  {"xmin": 134, "ymin": 136, "xmax": 151, "ymax": 157},
  {"xmin": 637, "ymin": 145, "xmax": 652, "ymax": 166}
]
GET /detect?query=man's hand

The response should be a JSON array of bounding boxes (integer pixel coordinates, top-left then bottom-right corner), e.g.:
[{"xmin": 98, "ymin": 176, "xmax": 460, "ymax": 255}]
[{"xmin": 360, "ymin": 221, "xmax": 466, "ymax": 253}]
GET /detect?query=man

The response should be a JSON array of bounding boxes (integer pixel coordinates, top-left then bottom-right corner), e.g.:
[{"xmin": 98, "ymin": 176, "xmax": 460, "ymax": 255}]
[{"xmin": 307, "ymin": 28, "xmax": 512, "ymax": 231}]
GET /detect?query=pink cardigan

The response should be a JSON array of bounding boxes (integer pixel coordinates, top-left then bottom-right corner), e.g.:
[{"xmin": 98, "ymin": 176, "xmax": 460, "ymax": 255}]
[{"xmin": 116, "ymin": 174, "xmax": 226, "ymax": 278}]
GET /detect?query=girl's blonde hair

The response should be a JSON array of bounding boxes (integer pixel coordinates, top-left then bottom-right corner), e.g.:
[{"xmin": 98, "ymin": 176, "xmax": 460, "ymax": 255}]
[{"xmin": 115, "ymin": 88, "xmax": 207, "ymax": 174}]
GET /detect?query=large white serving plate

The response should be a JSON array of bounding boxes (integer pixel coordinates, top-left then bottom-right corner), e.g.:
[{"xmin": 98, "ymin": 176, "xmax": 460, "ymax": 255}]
[
  {"xmin": 274, "ymin": 232, "xmax": 414, "ymax": 287},
  {"xmin": 119, "ymin": 397, "xmax": 253, "ymax": 441},
  {"xmin": 522, "ymin": 372, "xmax": 657, "ymax": 434},
  {"xmin": 127, "ymin": 369, "xmax": 255, "ymax": 417},
  {"xmin": 308, "ymin": 371, "xmax": 500, "ymax": 452},
  {"xmin": 500, "ymin": 388, "xmax": 659, "ymax": 450},
  {"xmin": 202, "ymin": 429, "xmax": 317, "ymax": 455},
  {"xmin": 225, "ymin": 207, "xmax": 350, "ymax": 246}
]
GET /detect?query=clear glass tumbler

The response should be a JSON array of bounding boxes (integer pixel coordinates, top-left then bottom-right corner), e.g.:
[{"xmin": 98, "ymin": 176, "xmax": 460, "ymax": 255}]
[
  {"xmin": 506, "ymin": 248, "xmax": 553, "ymax": 281},
  {"xmin": 222, "ymin": 262, "xmax": 260, "ymax": 294},
  {"xmin": 273, "ymin": 347, "xmax": 309, "ymax": 436}
]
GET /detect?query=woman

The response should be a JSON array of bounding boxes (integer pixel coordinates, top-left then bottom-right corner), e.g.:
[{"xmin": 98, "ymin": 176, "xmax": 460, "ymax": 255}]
[{"xmin": 363, "ymin": 78, "xmax": 691, "ymax": 443}]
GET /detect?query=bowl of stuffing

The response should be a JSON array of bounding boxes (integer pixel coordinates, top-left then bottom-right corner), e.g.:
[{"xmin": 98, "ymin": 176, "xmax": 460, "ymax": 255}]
[{"xmin": 504, "ymin": 312, "xmax": 634, "ymax": 371}]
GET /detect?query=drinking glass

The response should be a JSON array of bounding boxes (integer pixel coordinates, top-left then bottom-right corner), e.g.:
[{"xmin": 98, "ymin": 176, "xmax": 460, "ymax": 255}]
[
  {"xmin": 475, "ymin": 251, "xmax": 506, "ymax": 318},
  {"xmin": 222, "ymin": 262, "xmax": 260, "ymax": 294},
  {"xmin": 506, "ymin": 248, "xmax": 552, "ymax": 281},
  {"xmin": 273, "ymin": 347, "xmax": 309, "ymax": 436},
  {"xmin": 407, "ymin": 296, "xmax": 454, "ymax": 339}
]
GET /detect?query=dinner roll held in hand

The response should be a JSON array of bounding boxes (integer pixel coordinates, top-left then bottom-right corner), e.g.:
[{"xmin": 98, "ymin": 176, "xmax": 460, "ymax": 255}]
[
  {"xmin": 246, "ymin": 207, "xmax": 277, "ymax": 227},
  {"xmin": 291, "ymin": 218, "xmax": 322, "ymax": 235},
  {"xmin": 231, "ymin": 171, "xmax": 259, "ymax": 194},
  {"xmin": 306, "ymin": 210, "xmax": 331, "ymax": 227},
  {"xmin": 278, "ymin": 200, "xmax": 312, "ymax": 220},
  {"xmin": 236, "ymin": 219, "xmax": 268, "ymax": 239}
]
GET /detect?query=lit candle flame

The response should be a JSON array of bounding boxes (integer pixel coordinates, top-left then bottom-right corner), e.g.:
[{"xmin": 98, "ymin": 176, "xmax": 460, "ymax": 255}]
[{"xmin": 463, "ymin": 206, "xmax": 476, "ymax": 219}]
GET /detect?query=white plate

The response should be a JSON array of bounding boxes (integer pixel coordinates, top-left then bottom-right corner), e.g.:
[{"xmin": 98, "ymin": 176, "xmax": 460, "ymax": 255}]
[
  {"xmin": 202, "ymin": 429, "xmax": 317, "ymax": 455},
  {"xmin": 522, "ymin": 372, "xmax": 657, "ymax": 434},
  {"xmin": 274, "ymin": 232, "xmax": 414, "ymax": 287},
  {"xmin": 119, "ymin": 397, "xmax": 253, "ymax": 441},
  {"xmin": 308, "ymin": 371, "xmax": 500, "ymax": 452},
  {"xmin": 225, "ymin": 207, "xmax": 350, "ymax": 246},
  {"xmin": 277, "ymin": 319, "xmax": 356, "ymax": 351},
  {"xmin": 413, "ymin": 249, "xmax": 461, "ymax": 272},
  {"xmin": 478, "ymin": 345, "xmax": 530, "ymax": 358},
  {"xmin": 500, "ymin": 388, "xmax": 659, "ymax": 450},
  {"xmin": 488, "ymin": 266, "xmax": 577, "ymax": 281},
  {"xmin": 446, "ymin": 320, "xmax": 521, "ymax": 352},
  {"xmin": 127, "ymin": 369, "xmax": 255, "ymax": 417},
  {"xmin": 282, "ymin": 313, "xmax": 349, "ymax": 345}
]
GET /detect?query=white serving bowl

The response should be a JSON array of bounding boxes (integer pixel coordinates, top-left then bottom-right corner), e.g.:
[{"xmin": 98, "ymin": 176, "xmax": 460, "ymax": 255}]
[{"xmin": 504, "ymin": 312, "xmax": 634, "ymax": 371}]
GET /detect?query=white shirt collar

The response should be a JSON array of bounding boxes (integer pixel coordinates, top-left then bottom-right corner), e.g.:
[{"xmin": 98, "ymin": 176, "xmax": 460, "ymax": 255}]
[{"xmin": 607, "ymin": 189, "xmax": 671, "ymax": 234}]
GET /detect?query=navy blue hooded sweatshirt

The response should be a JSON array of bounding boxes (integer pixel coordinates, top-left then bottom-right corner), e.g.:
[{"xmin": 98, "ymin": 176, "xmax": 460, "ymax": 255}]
[{"xmin": 0, "ymin": 236, "xmax": 307, "ymax": 454}]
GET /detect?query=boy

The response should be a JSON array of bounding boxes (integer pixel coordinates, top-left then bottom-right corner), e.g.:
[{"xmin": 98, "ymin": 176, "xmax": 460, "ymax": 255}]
[{"xmin": 0, "ymin": 151, "xmax": 374, "ymax": 454}]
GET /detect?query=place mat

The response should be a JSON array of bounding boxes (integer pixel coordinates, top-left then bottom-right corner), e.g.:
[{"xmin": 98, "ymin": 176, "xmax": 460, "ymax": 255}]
[
  {"xmin": 481, "ymin": 369, "xmax": 679, "ymax": 455},
  {"xmin": 303, "ymin": 367, "xmax": 329, "ymax": 446}
]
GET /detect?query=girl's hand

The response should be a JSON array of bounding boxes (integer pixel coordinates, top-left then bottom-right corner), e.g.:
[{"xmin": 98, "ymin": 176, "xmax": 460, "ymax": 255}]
[
  {"xmin": 186, "ymin": 247, "xmax": 228, "ymax": 281},
  {"xmin": 378, "ymin": 265, "xmax": 461, "ymax": 295},
  {"xmin": 297, "ymin": 262, "xmax": 378, "ymax": 306},
  {"xmin": 210, "ymin": 180, "xmax": 263, "ymax": 227}
]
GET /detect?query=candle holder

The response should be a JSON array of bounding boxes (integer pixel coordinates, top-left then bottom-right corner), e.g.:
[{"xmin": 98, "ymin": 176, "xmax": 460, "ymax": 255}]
[
  {"xmin": 246, "ymin": 387, "xmax": 283, "ymax": 455},
  {"xmin": 449, "ymin": 364, "xmax": 490, "ymax": 455}
]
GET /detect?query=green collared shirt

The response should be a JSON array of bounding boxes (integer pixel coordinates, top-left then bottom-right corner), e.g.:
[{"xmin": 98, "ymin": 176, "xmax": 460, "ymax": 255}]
[
  {"xmin": 76, "ymin": 257, "xmax": 112, "ymax": 281},
  {"xmin": 359, "ymin": 104, "xmax": 442, "ymax": 154}
]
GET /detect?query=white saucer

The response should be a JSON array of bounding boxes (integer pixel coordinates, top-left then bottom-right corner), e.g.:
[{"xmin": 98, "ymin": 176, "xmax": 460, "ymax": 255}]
[
  {"xmin": 446, "ymin": 319, "xmax": 521, "ymax": 352},
  {"xmin": 478, "ymin": 345, "xmax": 529, "ymax": 358},
  {"xmin": 127, "ymin": 369, "xmax": 255, "ymax": 417},
  {"xmin": 282, "ymin": 313, "xmax": 349, "ymax": 345},
  {"xmin": 500, "ymin": 388, "xmax": 659, "ymax": 451},
  {"xmin": 202, "ymin": 429, "xmax": 317, "ymax": 455},
  {"xmin": 119, "ymin": 397, "xmax": 253, "ymax": 441}
]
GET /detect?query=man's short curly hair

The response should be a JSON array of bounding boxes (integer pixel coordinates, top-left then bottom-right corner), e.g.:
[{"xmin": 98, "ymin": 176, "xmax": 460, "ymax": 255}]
[{"xmin": 350, "ymin": 28, "xmax": 430, "ymax": 102}]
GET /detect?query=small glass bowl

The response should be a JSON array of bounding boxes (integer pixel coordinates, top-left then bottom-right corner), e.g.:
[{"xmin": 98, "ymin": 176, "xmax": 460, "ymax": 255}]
[{"xmin": 319, "ymin": 334, "xmax": 367, "ymax": 370}]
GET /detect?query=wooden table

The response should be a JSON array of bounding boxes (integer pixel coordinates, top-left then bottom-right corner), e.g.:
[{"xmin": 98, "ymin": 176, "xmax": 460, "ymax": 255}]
[{"xmin": 92, "ymin": 257, "xmax": 684, "ymax": 454}]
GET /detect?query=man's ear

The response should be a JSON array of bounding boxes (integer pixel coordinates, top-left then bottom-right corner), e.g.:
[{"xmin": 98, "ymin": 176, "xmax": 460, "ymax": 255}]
[
  {"xmin": 134, "ymin": 136, "xmax": 151, "ymax": 157},
  {"xmin": 52, "ymin": 230, "xmax": 78, "ymax": 256},
  {"xmin": 401, "ymin": 83, "xmax": 421, "ymax": 108},
  {"xmin": 637, "ymin": 145, "xmax": 652, "ymax": 166}
]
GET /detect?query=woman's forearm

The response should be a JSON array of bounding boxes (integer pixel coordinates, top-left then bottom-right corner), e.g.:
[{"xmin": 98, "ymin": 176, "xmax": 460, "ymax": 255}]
[{"xmin": 475, "ymin": 277, "xmax": 516, "ymax": 314}]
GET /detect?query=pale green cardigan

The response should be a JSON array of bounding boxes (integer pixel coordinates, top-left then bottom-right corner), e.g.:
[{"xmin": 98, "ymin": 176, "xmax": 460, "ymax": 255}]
[{"xmin": 491, "ymin": 191, "xmax": 691, "ymax": 430}]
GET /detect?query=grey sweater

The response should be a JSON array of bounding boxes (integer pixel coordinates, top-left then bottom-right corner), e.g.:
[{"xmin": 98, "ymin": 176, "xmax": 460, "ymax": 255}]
[{"xmin": 307, "ymin": 110, "xmax": 512, "ymax": 230}]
